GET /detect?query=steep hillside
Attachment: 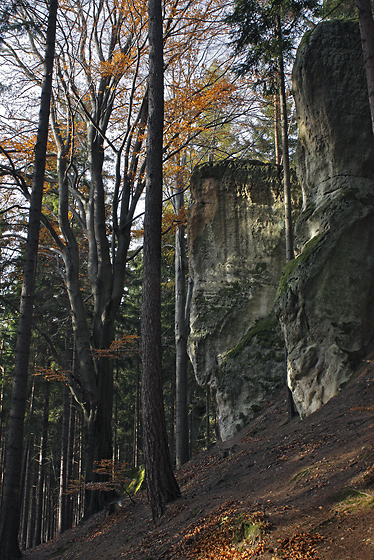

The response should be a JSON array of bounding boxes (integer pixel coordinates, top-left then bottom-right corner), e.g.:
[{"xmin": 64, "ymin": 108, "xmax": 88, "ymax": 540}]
[{"xmin": 24, "ymin": 358, "xmax": 374, "ymax": 560}]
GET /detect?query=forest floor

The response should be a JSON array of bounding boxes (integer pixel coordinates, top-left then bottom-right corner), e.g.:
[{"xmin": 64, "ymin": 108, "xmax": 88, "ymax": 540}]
[{"xmin": 24, "ymin": 359, "xmax": 374, "ymax": 560}]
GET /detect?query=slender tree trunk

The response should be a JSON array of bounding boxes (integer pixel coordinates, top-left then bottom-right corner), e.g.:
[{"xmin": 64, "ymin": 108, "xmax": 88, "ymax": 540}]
[
  {"xmin": 19, "ymin": 439, "xmax": 32, "ymax": 549},
  {"xmin": 278, "ymin": 57, "xmax": 294, "ymax": 262},
  {"xmin": 66, "ymin": 395, "xmax": 76, "ymax": 529},
  {"xmin": 58, "ymin": 326, "xmax": 72, "ymax": 533},
  {"xmin": 26, "ymin": 467, "xmax": 37, "ymax": 550},
  {"xmin": 113, "ymin": 363, "xmax": 119, "ymax": 465},
  {"xmin": 169, "ymin": 378, "xmax": 176, "ymax": 463},
  {"xmin": 74, "ymin": 411, "xmax": 84, "ymax": 524},
  {"xmin": 276, "ymin": 16, "xmax": 296, "ymax": 420},
  {"xmin": 19, "ymin": 380, "xmax": 36, "ymax": 549},
  {"xmin": 0, "ymin": 3, "xmax": 57, "ymax": 557},
  {"xmin": 357, "ymin": 0, "xmax": 374, "ymax": 135},
  {"xmin": 174, "ymin": 185, "xmax": 189, "ymax": 467},
  {"xmin": 58, "ymin": 383, "xmax": 70, "ymax": 534},
  {"xmin": 141, "ymin": 0, "xmax": 180, "ymax": 520},
  {"xmin": 33, "ymin": 381, "xmax": 50, "ymax": 547},
  {"xmin": 274, "ymin": 94, "xmax": 281, "ymax": 164},
  {"xmin": 279, "ymin": 59, "xmax": 296, "ymax": 418},
  {"xmin": 45, "ymin": 464, "xmax": 53, "ymax": 541}
]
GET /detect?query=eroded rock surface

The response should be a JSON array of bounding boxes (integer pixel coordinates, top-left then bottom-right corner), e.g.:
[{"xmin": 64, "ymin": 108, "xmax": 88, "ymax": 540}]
[
  {"xmin": 277, "ymin": 21, "xmax": 374, "ymax": 417},
  {"xmin": 188, "ymin": 161, "xmax": 292, "ymax": 440}
]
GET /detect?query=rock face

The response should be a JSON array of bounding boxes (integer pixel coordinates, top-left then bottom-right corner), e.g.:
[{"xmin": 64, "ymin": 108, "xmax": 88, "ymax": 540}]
[
  {"xmin": 188, "ymin": 161, "xmax": 294, "ymax": 440},
  {"xmin": 277, "ymin": 21, "xmax": 374, "ymax": 417}
]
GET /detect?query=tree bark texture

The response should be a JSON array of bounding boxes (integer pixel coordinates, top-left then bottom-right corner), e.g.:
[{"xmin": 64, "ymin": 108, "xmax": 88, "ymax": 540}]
[
  {"xmin": 357, "ymin": 0, "xmax": 374, "ymax": 135},
  {"xmin": 141, "ymin": 0, "xmax": 180, "ymax": 520},
  {"xmin": 0, "ymin": 2, "xmax": 57, "ymax": 557}
]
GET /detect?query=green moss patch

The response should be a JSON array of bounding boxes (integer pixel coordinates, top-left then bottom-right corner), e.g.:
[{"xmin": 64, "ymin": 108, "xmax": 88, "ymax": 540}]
[
  {"xmin": 332, "ymin": 488, "xmax": 374, "ymax": 513},
  {"xmin": 224, "ymin": 316, "xmax": 279, "ymax": 363},
  {"xmin": 276, "ymin": 232, "xmax": 327, "ymax": 296}
]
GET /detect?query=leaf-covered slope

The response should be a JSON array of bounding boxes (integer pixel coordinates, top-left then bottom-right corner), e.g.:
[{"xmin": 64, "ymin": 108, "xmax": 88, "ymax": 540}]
[{"xmin": 25, "ymin": 358, "xmax": 374, "ymax": 560}]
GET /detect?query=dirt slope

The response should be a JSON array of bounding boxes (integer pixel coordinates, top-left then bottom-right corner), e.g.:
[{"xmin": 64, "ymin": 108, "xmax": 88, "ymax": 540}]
[{"xmin": 24, "ymin": 361, "xmax": 374, "ymax": 560}]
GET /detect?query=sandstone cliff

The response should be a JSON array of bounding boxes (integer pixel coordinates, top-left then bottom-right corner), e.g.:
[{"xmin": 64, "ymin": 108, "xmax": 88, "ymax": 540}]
[
  {"xmin": 187, "ymin": 161, "xmax": 297, "ymax": 440},
  {"xmin": 276, "ymin": 21, "xmax": 374, "ymax": 417},
  {"xmin": 188, "ymin": 21, "xmax": 374, "ymax": 436}
]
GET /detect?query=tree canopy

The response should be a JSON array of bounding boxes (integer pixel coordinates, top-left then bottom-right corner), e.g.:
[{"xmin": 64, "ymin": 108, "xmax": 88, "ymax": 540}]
[{"xmin": 226, "ymin": 0, "xmax": 319, "ymax": 84}]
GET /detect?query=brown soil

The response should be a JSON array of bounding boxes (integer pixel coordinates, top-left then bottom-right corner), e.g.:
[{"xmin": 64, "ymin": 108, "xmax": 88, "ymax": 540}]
[{"xmin": 24, "ymin": 361, "xmax": 374, "ymax": 560}]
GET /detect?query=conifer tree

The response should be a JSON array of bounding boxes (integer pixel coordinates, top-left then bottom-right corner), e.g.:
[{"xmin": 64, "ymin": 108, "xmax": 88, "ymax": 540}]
[
  {"xmin": 226, "ymin": 0, "xmax": 318, "ymax": 417},
  {"xmin": 141, "ymin": 0, "xmax": 180, "ymax": 520},
  {"xmin": 0, "ymin": 1, "xmax": 58, "ymax": 557},
  {"xmin": 227, "ymin": 0, "xmax": 317, "ymax": 261}
]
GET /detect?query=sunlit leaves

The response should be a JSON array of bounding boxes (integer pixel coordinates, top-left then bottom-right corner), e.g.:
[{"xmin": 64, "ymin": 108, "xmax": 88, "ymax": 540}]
[
  {"xmin": 33, "ymin": 365, "xmax": 69, "ymax": 383},
  {"xmin": 162, "ymin": 205, "xmax": 188, "ymax": 236},
  {"xmin": 66, "ymin": 459, "xmax": 144, "ymax": 497},
  {"xmin": 91, "ymin": 334, "xmax": 140, "ymax": 359},
  {"xmin": 276, "ymin": 531, "xmax": 324, "ymax": 559},
  {"xmin": 164, "ymin": 501, "xmax": 271, "ymax": 559}
]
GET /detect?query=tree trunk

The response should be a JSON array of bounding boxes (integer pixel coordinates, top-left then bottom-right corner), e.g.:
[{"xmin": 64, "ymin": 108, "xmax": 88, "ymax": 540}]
[
  {"xmin": 357, "ymin": 0, "xmax": 374, "ymax": 135},
  {"xmin": 33, "ymin": 381, "xmax": 50, "ymax": 547},
  {"xmin": 26, "ymin": 466, "xmax": 37, "ymax": 550},
  {"xmin": 0, "ymin": 2, "xmax": 57, "ymax": 557},
  {"xmin": 66, "ymin": 395, "xmax": 76, "ymax": 528},
  {"xmin": 19, "ymin": 380, "xmax": 36, "ymax": 548},
  {"xmin": 19, "ymin": 438, "xmax": 32, "ymax": 549},
  {"xmin": 276, "ymin": 16, "xmax": 296, "ymax": 420},
  {"xmin": 58, "ymin": 383, "xmax": 70, "ymax": 533},
  {"xmin": 75, "ymin": 412, "xmax": 84, "ymax": 524},
  {"xmin": 133, "ymin": 360, "xmax": 141, "ymax": 468},
  {"xmin": 84, "ymin": 354, "xmax": 115, "ymax": 516},
  {"xmin": 278, "ymin": 57, "xmax": 294, "ymax": 262},
  {"xmin": 141, "ymin": 0, "xmax": 180, "ymax": 520},
  {"xmin": 274, "ymin": 94, "xmax": 281, "ymax": 164},
  {"xmin": 174, "ymin": 186, "xmax": 189, "ymax": 467}
]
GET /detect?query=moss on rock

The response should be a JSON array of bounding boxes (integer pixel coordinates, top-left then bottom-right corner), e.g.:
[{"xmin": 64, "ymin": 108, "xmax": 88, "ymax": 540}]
[{"xmin": 224, "ymin": 316, "xmax": 279, "ymax": 363}]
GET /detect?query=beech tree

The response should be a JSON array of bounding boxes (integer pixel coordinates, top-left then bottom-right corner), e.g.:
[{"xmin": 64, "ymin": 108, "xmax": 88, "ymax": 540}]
[
  {"xmin": 0, "ymin": 1, "xmax": 58, "ymax": 557},
  {"xmin": 0, "ymin": 0, "xmax": 256, "ymax": 520}
]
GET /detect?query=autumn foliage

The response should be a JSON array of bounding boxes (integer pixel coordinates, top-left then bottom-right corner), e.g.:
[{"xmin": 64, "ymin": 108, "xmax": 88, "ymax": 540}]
[{"xmin": 156, "ymin": 499, "xmax": 324, "ymax": 560}]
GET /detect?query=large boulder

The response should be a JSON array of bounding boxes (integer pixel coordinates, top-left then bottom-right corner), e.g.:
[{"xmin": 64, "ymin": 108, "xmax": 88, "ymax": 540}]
[
  {"xmin": 187, "ymin": 160, "xmax": 296, "ymax": 440},
  {"xmin": 277, "ymin": 21, "xmax": 374, "ymax": 417}
]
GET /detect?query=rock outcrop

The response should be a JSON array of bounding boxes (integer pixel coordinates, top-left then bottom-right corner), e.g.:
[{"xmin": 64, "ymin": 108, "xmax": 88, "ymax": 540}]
[
  {"xmin": 188, "ymin": 161, "xmax": 297, "ymax": 440},
  {"xmin": 277, "ymin": 21, "xmax": 374, "ymax": 417}
]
